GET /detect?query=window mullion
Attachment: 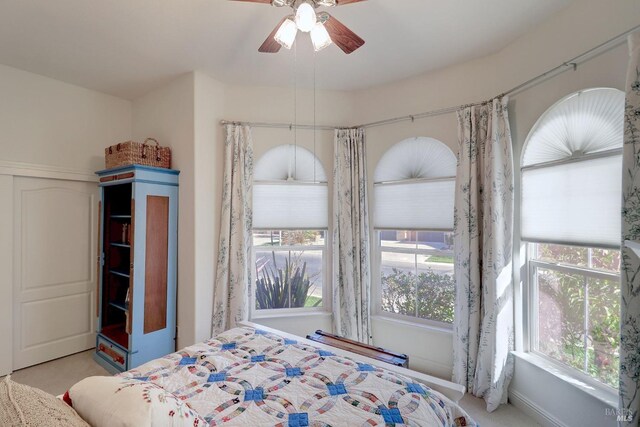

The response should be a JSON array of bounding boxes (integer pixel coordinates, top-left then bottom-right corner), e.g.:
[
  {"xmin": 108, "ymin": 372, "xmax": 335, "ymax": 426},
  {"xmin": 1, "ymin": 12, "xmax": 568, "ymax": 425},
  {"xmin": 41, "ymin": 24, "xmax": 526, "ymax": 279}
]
[
  {"xmin": 583, "ymin": 274, "xmax": 589, "ymax": 373},
  {"xmin": 413, "ymin": 241, "xmax": 419, "ymax": 317},
  {"xmin": 583, "ymin": 248, "xmax": 593, "ymax": 373}
]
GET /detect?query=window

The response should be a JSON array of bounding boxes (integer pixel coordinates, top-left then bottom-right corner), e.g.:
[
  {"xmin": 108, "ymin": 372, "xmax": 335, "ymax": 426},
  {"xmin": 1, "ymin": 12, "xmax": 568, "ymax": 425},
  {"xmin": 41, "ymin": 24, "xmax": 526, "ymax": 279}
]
[
  {"xmin": 253, "ymin": 230, "xmax": 326, "ymax": 310},
  {"xmin": 521, "ymin": 88, "xmax": 624, "ymax": 388},
  {"xmin": 373, "ymin": 137, "xmax": 456, "ymax": 325},
  {"xmin": 528, "ymin": 243, "xmax": 620, "ymax": 388},
  {"xmin": 379, "ymin": 230, "xmax": 454, "ymax": 322},
  {"xmin": 252, "ymin": 145, "xmax": 328, "ymax": 313}
]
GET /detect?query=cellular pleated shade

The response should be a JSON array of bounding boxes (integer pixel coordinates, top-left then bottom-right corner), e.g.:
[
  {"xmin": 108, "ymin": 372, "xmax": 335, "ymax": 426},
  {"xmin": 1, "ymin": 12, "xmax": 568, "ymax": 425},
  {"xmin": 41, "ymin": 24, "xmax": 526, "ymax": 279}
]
[
  {"xmin": 374, "ymin": 137, "xmax": 457, "ymax": 182},
  {"xmin": 253, "ymin": 183, "xmax": 328, "ymax": 229},
  {"xmin": 253, "ymin": 145, "xmax": 328, "ymax": 229},
  {"xmin": 374, "ymin": 179, "xmax": 455, "ymax": 230},
  {"xmin": 521, "ymin": 157, "xmax": 622, "ymax": 248},
  {"xmin": 520, "ymin": 88, "xmax": 624, "ymax": 248},
  {"xmin": 374, "ymin": 137, "xmax": 456, "ymax": 230},
  {"xmin": 254, "ymin": 144, "xmax": 327, "ymax": 182},
  {"xmin": 522, "ymin": 88, "xmax": 624, "ymax": 166}
]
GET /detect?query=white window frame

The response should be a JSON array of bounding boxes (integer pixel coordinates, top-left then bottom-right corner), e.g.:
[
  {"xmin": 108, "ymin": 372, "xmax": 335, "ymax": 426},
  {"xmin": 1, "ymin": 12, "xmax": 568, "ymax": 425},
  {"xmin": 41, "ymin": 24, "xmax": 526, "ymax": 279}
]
[
  {"xmin": 373, "ymin": 229, "xmax": 454, "ymax": 330},
  {"xmin": 524, "ymin": 242, "xmax": 620, "ymax": 394},
  {"xmin": 251, "ymin": 229, "xmax": 329, "ymax": 318}
]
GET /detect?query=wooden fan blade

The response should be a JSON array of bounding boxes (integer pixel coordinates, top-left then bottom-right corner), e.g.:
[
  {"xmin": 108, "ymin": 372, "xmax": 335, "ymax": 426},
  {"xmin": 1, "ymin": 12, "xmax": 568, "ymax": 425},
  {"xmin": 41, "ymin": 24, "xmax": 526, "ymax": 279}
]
[
  {"xmin": 258, "ymin": 17, "xmax": 287, "ymax": 53},
  {"xmin": 335, "ymin": 0, "xmax": 367, "ymax": 5},
  {"xmin": 229, "ymin": 0, "xmax": 272, "ymax": 4},
  {"xmin": 323, "ymin": 13, "xmax": 364, "ymax": 54}
]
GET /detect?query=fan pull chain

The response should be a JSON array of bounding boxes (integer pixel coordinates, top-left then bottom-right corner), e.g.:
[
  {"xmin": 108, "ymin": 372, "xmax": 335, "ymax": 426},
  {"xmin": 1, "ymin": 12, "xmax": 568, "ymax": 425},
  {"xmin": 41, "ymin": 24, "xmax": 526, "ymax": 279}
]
[
  {"xmin": 313, "ymin": 49, "xmax": 317, "ymax": 184},
  {"xmin": 293, "ymin": 39, "xmax": 298, "ymax": 180}
]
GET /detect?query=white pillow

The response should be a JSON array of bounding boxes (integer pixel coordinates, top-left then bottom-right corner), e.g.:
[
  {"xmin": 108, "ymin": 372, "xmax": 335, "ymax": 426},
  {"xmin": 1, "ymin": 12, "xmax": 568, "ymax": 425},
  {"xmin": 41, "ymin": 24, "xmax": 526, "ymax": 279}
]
[{"xmin": 68, "ymin": 376, "xmax": 206, "ymax": 427}]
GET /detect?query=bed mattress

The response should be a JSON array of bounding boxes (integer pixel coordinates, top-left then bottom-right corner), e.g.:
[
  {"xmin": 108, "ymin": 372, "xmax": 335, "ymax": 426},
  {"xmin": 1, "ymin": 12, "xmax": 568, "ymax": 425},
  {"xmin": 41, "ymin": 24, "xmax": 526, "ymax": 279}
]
[{"xmin": 119, "ymin": 327, "xmax": 476, "ymax": 426}]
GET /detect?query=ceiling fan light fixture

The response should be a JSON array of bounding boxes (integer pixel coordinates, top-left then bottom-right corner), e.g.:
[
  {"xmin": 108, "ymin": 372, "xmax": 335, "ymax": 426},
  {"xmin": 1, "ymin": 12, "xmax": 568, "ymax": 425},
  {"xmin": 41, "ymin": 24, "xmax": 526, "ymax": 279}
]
[
  {"xmin": 311, "ymin": 22, "xmax": 332, "ymax": 51},
  {"xmin": 274, "ymin": 18, "xmax": 297, "ymax": 49},
  {"xmin": 295, "ymin": 2, "xmax": 316, "ymax": 32}
]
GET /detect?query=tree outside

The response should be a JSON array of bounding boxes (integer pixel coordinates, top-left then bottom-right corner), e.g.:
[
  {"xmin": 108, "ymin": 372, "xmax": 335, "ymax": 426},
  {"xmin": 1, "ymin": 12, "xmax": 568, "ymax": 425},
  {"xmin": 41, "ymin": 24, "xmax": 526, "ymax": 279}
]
[
  {"xmin": 535, "ymin": 243, "xmax": 620, "ymax": 388},
  {"xmin": 381, "ymin": 268, "xmax": 455, "ymax": 323}
]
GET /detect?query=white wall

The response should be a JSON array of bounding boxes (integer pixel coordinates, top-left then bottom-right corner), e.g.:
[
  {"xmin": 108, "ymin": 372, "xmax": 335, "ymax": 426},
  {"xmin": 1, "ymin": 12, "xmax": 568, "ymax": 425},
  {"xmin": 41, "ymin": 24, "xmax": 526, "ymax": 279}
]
[
  {"xmin": 132, "ymin": 71, "xmax": 227, "ymax": 349},
  {"xmin": 0, "ymin": 64, "xmax": 131, "ymax": 171},
  {"xmin": 348, "ymin": 0, "xmax": 639, "ymax": 424},
  {"xmin": 0, "ymin": 64, "xmax": 132, "ymax": 375},
  {"xmin": 223, "ymin": 83, "xmax": 352, "ymax": 168},
  {"xmin": 193, "ymin": 72, "xmax": 225, "ymax": 343},
  {"xmin": 132, "ymin": 73, "xmax": 197, "ymax": 349}
]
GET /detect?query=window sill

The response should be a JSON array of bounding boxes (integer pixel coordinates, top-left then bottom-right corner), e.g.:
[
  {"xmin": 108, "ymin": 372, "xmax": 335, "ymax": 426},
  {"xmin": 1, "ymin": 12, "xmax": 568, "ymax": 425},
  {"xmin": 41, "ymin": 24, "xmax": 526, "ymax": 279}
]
[
  {"xmin": 251, "ymin": 310, "xmax": 332, "ymax": 321},
  {"xmin": 511, "ymin": 351, "xmax": 617, "ymax": 408},
  {"xmin": 371, "ymin": 314, "xmax": 453, "ymax": 335}
]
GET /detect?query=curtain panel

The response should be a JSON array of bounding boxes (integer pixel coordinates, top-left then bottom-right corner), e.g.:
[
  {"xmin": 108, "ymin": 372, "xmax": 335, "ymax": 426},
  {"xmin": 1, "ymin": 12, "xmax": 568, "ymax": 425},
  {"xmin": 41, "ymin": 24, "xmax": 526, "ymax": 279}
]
[
  {"xmin": 212, "ymin": 124, "xmax": 254, "ymax": 335},
  {"xmin": 620, "ymin": 31, "xmax": 640, "ymax": 427},
  {"xmin": 453, "ymin": 97, "xmax": 515, "ymax": 412},
  {"xmin": 332, "ymin": 128, "xmax": 372, "ymax": 343}
]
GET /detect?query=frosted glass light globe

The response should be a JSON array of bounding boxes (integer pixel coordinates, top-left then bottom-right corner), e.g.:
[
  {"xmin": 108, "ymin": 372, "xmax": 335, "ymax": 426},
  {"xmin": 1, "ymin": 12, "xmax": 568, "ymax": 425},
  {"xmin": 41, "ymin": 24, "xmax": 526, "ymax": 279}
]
[
  {"xmin": 274, "ymin": 18, "xmax": 297, "ymax": 49},
  {"xmin": 311, "ymin": 22, "xmax": 332, "ymax": 51},
  {"xmin": 295, "ymin": 2, "xmax": 316, "ymax": 33}
]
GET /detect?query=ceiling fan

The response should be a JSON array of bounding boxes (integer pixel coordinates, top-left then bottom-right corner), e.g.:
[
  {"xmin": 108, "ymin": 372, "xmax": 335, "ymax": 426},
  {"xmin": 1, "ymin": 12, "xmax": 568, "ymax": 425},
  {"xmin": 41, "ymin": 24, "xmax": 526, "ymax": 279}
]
[{"xmin": 231, "ymin": 0, "xmax": 366, "ymax": 54}]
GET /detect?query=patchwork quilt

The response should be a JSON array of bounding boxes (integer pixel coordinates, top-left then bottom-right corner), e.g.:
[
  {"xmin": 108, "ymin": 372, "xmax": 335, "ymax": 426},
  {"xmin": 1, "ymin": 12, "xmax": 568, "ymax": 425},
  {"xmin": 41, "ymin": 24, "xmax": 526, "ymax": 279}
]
[{"xmin": 120, "ymin": 327, "xmax": 476, "ymax": 426}]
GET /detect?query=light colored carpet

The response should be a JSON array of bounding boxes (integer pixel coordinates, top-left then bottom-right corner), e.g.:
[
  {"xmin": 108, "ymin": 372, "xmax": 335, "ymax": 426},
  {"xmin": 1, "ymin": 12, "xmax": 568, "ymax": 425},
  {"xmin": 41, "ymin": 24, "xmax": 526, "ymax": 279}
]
[
  {"xmin": 7, "ymin": 350, "xmax": 109, "ymax": 396},
  {"xmin": 6, "ymin": 350, "xmax": 541, "ymax": 426}
]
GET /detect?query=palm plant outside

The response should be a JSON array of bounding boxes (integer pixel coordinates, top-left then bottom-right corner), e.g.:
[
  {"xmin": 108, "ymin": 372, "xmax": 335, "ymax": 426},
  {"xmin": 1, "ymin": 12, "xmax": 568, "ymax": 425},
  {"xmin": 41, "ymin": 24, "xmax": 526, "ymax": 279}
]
[{"xmin": 255, "ymin": 231, "xmax": 322, "ymax": 309}]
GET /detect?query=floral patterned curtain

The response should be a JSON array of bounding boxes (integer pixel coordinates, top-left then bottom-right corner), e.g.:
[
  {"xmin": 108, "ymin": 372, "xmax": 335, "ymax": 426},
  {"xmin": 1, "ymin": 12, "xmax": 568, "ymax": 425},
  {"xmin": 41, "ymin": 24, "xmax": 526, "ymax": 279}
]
[
  {"xmin": 212, "ymin": 124, "xmax": 254, "ymax": 334},
  {"xmin": 620, "ymin": 32, "xmax": 640, "ymax": 427},
  {"xmin": 332, "ymin": 128, "xmax": 372, "ymax": 343},
  {"xmin": 452, "ymin": 97, "xmax": 514, "ymax": 412}
]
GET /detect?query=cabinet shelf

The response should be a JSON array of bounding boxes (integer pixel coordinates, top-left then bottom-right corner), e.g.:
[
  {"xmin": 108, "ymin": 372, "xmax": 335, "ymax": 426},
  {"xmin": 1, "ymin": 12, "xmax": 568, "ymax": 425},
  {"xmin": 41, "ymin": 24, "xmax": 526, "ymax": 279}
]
[
  {"xmin": 109, "ymin": 301, "xmax": 129, "ymax": 312},
  {"xmin": 109, "ymin": 269, "xmax": 130, "ymax": 278},
  {"xmin": 111, "ymin": 215, "xmax": 131, "ymax": 220},
  {"xmin": 110, "ymin": 242, "xmax": 131, "ymax": 248},
  {"xmin": 101, "ymin": 324, "xmax": 128, "ymax": 349}
]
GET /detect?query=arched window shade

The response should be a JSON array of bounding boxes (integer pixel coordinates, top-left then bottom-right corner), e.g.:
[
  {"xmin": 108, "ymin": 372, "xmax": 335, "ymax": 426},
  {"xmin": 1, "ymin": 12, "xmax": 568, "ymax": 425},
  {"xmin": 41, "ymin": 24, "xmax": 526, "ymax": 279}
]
[
  {"xmin": 521, "ymin": 88, "xmax": 624, "ymax": 248},
  {"xmin": 253, "ymin": 145, "xmax": 328, "ymax": 229},
  {"xmin": 254, "ymin": 144, "xmax": 327, "ymax": 182},
  {"xmin": 374, "ymin": 137, "xmax": 456, "ymax": 230}
]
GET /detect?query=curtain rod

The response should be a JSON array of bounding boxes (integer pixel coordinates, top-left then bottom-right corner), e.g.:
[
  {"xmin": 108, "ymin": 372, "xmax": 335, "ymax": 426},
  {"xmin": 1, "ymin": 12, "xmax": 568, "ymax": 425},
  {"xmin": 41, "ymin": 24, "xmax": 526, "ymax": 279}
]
[
  {"xmin": 221, "ymin": 24, "xmax": 640, "ymax": 132},
  {"xmin": 219, "ymin": 120, "xmax": 339, "ymax": 131}
]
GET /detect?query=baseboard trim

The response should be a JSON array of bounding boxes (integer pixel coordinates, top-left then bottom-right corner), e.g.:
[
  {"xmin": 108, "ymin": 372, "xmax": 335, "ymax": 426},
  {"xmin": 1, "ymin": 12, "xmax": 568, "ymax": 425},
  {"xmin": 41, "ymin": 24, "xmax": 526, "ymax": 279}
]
[
  {"xmin": 509, "ymin": 390, "xmax": 569, "ymax": 427},
  {"xmin": 0, "ymin": 160, "xmax": 97, "ymax": 182}
]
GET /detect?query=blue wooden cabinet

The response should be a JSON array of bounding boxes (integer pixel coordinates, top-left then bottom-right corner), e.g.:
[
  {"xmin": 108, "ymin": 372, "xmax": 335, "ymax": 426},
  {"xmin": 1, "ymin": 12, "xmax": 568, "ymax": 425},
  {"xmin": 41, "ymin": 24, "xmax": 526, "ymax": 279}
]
[{"xmin": 93, "ymin": 165, "xmax": 179, "ymax": 374}]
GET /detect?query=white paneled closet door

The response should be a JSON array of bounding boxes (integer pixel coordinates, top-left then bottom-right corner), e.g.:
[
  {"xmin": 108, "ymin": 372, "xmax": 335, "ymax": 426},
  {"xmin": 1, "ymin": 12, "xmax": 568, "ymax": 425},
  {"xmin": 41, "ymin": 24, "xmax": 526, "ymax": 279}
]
[{"xmin": 13, "ymin": 177, "xmax": 97, "ymax": 370}]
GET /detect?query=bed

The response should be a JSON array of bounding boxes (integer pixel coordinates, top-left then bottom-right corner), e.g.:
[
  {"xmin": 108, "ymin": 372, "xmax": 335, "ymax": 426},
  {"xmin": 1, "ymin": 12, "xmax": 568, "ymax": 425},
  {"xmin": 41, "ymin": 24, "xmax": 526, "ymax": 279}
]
[{"xmin": 66, "ymin": 322, "xmax": 476, "ymax": 426}]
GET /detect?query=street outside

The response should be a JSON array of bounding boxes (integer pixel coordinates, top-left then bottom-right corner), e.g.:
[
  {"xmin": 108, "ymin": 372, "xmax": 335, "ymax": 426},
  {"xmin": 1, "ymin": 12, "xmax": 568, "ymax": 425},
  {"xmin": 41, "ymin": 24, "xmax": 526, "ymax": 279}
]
[{"xmin": 254, "ymin": 236, "xmax": 454, "ymax": 300}]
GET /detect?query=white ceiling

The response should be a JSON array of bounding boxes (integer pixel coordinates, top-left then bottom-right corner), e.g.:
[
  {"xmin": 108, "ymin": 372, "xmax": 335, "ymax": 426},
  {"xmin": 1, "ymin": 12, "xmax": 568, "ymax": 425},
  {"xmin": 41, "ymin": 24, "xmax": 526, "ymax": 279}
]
[{"xmin": 0, "ymin": 0, "xmax": 571, "ymax": 99}]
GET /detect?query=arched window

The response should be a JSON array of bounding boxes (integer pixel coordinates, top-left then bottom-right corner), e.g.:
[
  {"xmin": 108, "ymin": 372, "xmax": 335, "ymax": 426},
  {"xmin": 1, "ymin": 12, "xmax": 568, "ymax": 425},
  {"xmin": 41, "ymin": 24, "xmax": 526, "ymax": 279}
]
[
  {"xmin": 373, "ymin": 137, "xmax": 456, "ymax": 324},
  {"xmin": 252, "ymin": 145, "xmax": 328, "ymax": 312},
  {"xmin": 521, "ymin": 88, "xmax": 623, "ymax": 388}
]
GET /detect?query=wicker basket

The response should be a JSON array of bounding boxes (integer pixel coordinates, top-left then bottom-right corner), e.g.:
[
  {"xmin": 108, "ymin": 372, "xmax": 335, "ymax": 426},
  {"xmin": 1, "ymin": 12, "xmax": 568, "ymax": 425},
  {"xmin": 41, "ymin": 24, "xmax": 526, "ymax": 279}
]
[{"xmin": 105, "ymin": 138, "xmax": 171, "ymax": 169}]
